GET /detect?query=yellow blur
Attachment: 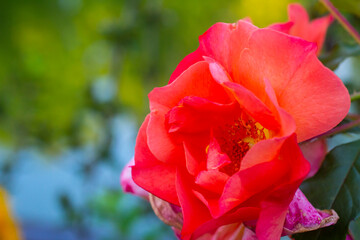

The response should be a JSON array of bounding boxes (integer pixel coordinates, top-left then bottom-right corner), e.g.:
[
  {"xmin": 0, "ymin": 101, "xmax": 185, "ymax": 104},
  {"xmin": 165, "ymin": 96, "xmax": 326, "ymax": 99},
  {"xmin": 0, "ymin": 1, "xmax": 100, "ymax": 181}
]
[
  {"xmin": 233, "ymin": 0, "xmax": 307, "ymax": 27},
  {"xmin": 0, "ymin": 188, "xmax": 22, "ymax": 240}
]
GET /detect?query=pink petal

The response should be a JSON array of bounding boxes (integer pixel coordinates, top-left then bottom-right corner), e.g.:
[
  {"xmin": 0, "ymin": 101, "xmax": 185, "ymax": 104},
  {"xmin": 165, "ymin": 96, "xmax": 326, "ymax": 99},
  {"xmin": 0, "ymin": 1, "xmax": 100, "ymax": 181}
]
[
  {"xmin": 242, "ymin": 227, "xmax": 258, "ymax": 240},
  {"xmin": 288, "ymin": 3, "xmax": 310, "ymax": 32},
  {"xmin": 268, "ymin": 21, "xmax": 294, "ymax": 34},
  {"xmin": 283, "ymin": 189, "xmax": 339, "ymax": 235},
  {"xmin": 346, "ymin": 235, "xmax": 354, "ymax": 240},
  {"xmin": 288, "ymin": 3, "xmax": 333, "ymax": 55},
  {"xmin": 120, "ymin": 158, "xmax": 148, "ymax": 199},
  {"xmin": 300, "ymin": 138, "xmax": 327, "ymax": 179}
]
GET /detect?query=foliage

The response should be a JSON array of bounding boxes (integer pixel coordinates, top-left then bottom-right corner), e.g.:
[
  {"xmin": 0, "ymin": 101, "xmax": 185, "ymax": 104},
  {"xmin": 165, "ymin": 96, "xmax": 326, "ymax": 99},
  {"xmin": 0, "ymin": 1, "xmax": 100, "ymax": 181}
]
[
  {"xmin": 295, "ymin": 140, "xmax": 360, "ymax": 240},
  {"xmin": 349, "ymin": 216, "xmax": 360, "ymax": 239}
]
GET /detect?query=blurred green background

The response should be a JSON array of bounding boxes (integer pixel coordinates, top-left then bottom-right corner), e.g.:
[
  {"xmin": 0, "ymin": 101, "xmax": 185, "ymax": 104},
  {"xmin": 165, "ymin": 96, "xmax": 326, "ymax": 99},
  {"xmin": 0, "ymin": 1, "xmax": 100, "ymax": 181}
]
[{"xmin": 0, "ymin": 0, "xmax": 359, "ymax": 239}]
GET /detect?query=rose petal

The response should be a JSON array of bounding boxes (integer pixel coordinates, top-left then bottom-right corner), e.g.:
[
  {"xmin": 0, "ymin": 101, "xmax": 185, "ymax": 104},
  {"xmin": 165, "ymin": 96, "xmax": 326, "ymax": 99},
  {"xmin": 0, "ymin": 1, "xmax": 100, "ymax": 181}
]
[
  {"xmin": 238, "ymin": 28, "xmax": 350, "ymax": 142},
  {"xmin": 169, "ymin": 20, "xmax": 257, "ymax": 83},
  {"xmin": 288, "ymin": 3, "xmax": 333, "ymax": 55},
  {"xmin": 206, "ymin": 59, "xmax": 280, "ymax": 131},
  {"xmin": 183, "ymin": 138, "xmax": 208, "ymax": 176},
  {"xmin": 283, "ymin": 189, "xmax": 339, "ymax": 235},
  {"xmin": 120, "ymin": 158, "xmax": 149, "ymax": 199},
  {"xmin": 268, "ymin": 21, "xmax": 294, "ymax": 34},
  {"xmin": 146, "ymin": 109, "xmax": 184, "ymax": 164},
  {"xmin": 300, "ymin": 138, "xmax": 327, "ymax": 179},
  {"xmin": 346, "ymin": 235, "xmax": 354, "ymax": 240},
  {"xmin": 190, "ymin": 205, "xmax": 260, "ymax": 240},
  {"xmin": 176, "ymin": 169, "xmax": 212, "ymax": 237},
  {"xmin": 150, "ymin": 61, "xmax": 230, "ymax": 112},
  {"xmin": 206, "ymin": 136, "xmax": 231, "ymax": 170},
  {"xmin": 166, "ymin": 96, "xmax": 237, "ymax": 134},
  {"xmin": 132, "ymin": 115, "xmax": 179, "ymax": 205},
  {"xmin": 242, "ymin": 227, "xmax": 258, "ymax": 240},
  {"xmin": 195, "ymin": 170, "xmax": 229, "ymax": 195},
  {"xmin": 197, "ymin": 223, "xmax": 254, "ymax": 240},
  {"xmin": 255, "ymin": 134, "xmax": 310, "ymax": 239}
]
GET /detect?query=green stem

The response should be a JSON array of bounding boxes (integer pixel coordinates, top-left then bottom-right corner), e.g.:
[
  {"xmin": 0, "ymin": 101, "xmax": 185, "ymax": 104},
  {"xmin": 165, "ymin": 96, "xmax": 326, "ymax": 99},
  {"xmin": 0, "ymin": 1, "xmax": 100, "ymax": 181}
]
[
  {"xmin": 320, "ymin": 0, "xmax": 360, "ymax": 45},
  {"xmin": 311, "ymin": 117, "xmax": 360, "ymax": 140},
  {"xmin": 350, "ymin": 92, "xmax": 360, "ymax": 102},
  {"xmin": 346, "ymin": 113, "xmax": 360, "ymax": 120}
]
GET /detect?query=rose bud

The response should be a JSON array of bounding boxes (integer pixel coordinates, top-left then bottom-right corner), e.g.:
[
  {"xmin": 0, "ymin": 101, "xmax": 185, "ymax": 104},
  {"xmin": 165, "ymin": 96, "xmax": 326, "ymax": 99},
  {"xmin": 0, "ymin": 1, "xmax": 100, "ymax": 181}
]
[{"xmin": 270, "ymin": 3, "xmax": 334, "ymax": 55}]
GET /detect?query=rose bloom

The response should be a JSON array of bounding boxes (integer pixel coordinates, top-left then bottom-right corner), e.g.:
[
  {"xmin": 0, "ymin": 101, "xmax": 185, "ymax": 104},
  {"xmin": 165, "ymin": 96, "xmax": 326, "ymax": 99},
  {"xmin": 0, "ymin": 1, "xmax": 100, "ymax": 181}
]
[{"xmin": 128, "ymin": 13, "xmax": 349, "ymax": 240}]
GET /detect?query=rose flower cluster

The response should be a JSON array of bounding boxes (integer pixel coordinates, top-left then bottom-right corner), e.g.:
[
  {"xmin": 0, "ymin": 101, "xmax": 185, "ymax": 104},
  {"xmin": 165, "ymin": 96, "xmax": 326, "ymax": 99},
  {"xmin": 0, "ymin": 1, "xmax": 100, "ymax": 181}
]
[{"xmin": 121, "ymin": 4, "xmax": 350, "ymax": 240}]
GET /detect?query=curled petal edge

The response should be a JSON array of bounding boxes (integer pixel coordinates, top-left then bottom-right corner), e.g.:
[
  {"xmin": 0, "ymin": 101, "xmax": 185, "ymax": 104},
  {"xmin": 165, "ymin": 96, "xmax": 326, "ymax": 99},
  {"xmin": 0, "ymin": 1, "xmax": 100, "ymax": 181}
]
[
  {"xmin": 149, "ymin": 194, "xmax": 183, "ymax": 230},
  {"xmin": 283, "ymin": 189, "xmax": 339, "ymax": 235}
]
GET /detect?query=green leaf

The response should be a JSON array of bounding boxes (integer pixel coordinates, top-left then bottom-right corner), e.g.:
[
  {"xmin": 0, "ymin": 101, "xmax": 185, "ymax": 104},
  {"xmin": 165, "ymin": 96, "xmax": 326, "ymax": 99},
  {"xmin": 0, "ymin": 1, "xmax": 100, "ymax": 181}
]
[
  {"xmin": 294, "ymin": 140, "xmax": 360, "ymax": 240},
  {"xmin": 320, "ymin": 44, "xmax": 360, "ymax": 71},
  {"xmin": 331, "ymin": 0, "xmax": 360, "ymax": 17},
  {"xmin": 349, "ymin": 216, "xmax": 360, "ymax": 239}
]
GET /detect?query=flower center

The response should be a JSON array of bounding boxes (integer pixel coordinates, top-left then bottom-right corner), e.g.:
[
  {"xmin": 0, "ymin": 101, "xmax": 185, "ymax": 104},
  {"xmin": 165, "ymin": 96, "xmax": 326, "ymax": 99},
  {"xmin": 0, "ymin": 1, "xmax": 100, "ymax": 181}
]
[{"xmin": 215, "ymin": 116, "xmax": 269, "ymax": 176}]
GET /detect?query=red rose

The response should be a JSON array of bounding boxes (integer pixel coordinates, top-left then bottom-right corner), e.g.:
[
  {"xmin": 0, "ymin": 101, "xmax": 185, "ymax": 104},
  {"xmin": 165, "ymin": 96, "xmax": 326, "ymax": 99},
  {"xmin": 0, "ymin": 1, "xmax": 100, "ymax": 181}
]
[{"xmin": 131, "ymin": 20, "xmax": 349, "ymax": 239}]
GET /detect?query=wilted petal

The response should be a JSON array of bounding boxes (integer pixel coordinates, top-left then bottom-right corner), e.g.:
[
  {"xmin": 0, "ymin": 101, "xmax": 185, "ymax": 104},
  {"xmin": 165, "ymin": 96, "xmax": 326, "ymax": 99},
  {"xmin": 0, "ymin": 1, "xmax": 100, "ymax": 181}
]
[
  {"xmin": 242, "ymin": 227, "xmax": 258, "ymax": 240},
  {"xmin": 120, "ymin": 158, "xmax": 148, "ymax": 199},
  {"xmin": 346, "ymin": 235, "xmax": 353, "ymax": 240},
  {"xmin": 149, "ymin": 194, "xmax": 183, "ymax": 230},
  {"xmin": 196, "ymin": 223, "xmax": 257, "ymax": 240},
  {"xmin": 283, "ymin": 189, "xmax": 339, "ymax": 235}
]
